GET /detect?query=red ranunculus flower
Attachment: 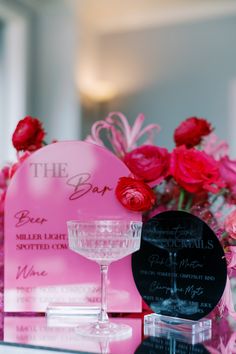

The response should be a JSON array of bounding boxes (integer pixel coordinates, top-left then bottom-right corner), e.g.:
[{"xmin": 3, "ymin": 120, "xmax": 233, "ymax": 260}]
[
  {"xmin": 174, "ymin": 117, "xmax": 212, "ymax": 148},
  {"xmin": 115, "ymin": 177, "xmax": 156, "ymax": 212},
  {"xmin": 124, "ymin": 145, "xmax": 170, "ymax": 184},
  {"xmin": 170, "ymin": 146, "xmax": 224, "ymax": 194},
  {"xmin": 12, "ymin": 116, "xmax": 45, "ymax": 151},
  {"xmin": 219, "ymin": 156, "xmax": 236, "ymax": 197}
]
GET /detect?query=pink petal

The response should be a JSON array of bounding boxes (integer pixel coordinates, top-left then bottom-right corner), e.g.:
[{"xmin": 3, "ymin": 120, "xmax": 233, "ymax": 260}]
[
  {"xmin": 106, "ymin": 112, "xmax": 131, "ymax": 145},
  {"xmin": 202, "ymin": 133, "xmax": 229, "ymax": 160},
  {"xmin": 219, "ymin": 276, "xmax": 236, "ymax": 320},
  {"xmin": 228, "ymin": 246, "xmax": 236, "ymax": 269},
  {"xmin": 85, "ymin": 121, "xmax": 109, "ymax": 147},
  {"xmin": 129, "ymin": 113, "xmax": 146, "ymax": 147}
]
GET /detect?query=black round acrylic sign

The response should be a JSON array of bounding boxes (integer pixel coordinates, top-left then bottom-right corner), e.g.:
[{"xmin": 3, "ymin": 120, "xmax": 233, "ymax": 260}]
[{"xmin": 132, "ymin": 211, "xmax": 227, "ymax": 321}]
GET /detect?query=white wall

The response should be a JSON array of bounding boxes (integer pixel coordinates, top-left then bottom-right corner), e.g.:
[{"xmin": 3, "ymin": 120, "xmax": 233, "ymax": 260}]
[
  {"xmin": 29, "ymin": 0, "xmax": 81, "ymax": 143},
  {"xmin": 93, "ymin": 16, "xmax": 236, "ymax": 156}
]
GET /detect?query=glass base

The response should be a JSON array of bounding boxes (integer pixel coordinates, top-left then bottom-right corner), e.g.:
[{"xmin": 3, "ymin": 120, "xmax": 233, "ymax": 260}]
[
  {"xmin": 76, "ymin": 321, "xmax": 132, "ymax": 339},
  {"xmin": 144, "ymin": 313, "xmax": 212, "ymax": 344}
]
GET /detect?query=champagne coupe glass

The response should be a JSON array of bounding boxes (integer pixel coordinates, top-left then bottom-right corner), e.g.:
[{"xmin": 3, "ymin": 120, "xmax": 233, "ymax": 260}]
[{"xmin": 67, "ymin": 219, "xmax": 142, "ymax": 338}]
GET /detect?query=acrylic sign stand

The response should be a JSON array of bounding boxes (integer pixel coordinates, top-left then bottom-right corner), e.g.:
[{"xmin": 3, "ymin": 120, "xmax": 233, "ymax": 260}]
[
  {"xmin": 4, "ymin": 141, "xmax": 142, "ymax": 314},
  {"xmin": 132, "ymin": 211, "xmax": 227, "ymax": 336}
]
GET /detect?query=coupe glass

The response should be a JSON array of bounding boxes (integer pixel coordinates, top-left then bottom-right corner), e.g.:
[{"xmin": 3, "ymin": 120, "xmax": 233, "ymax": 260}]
[{"xmin": 67, "ymin": 219, "xmax": 142, "ymax": 338}]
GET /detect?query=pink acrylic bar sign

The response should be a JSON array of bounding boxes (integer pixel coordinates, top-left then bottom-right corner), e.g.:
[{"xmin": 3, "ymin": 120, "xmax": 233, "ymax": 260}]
[{"xmin": 4, "ymin": 141, "xmax": 142, "ymax": 312}]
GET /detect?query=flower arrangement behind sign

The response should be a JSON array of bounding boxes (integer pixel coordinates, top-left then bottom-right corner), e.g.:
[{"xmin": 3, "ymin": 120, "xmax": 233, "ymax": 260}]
[
  {"xmin": 1, "ymin": 113, "xmax": 236, "ymax": 321},
  {"xmin": 0, "ymin": 116, "xmax": 46, "ymax": 312},
  {"xmin": 86, "ymin": 112, "xmax": 236, "ymax": 320}
]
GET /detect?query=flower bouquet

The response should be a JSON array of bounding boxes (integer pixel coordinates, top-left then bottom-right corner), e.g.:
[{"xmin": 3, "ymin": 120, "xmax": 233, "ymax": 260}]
[
  {"xmin": 86, "ymin": 112, "xmax": 236, "ymax": 320},
  {"xmin": 1, "ymin": 113, "xmax": 236, "ymax": 321}
]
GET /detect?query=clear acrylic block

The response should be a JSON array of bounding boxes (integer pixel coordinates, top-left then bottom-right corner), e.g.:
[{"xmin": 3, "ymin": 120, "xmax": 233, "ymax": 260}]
[
  {"xmin": 46, "ymin": 303, "xmax": 100, "ymax": 317},
  {"xmin": 144, "ymin": 313, "xmax": 212, "ymax": 344}
]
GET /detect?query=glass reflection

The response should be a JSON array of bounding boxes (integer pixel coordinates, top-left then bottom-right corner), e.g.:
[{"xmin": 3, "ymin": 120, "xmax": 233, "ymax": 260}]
[{"xmin": 0, "ymin": 313, "xmax": 233, "ymax": 353}]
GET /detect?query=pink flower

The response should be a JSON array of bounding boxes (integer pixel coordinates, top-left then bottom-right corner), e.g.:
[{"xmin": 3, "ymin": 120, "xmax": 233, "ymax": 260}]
[
  {"xmin": 170, "ymin": 146, "xmax": 224, "ymax": 194},
  {"xmin": 0, "ymin": 215, "xmax": 3, "ymax": 240},
  {"xmin": 86, "ymin": 112, "xmax": 161, "ymax": 157},
  {"xmin": 219, "ymin": 156, "xmax": 236, "ymax": 196},
  {"xmin": 225, "ymin": 210, "xmax": 236, "ymax": 239},
  {"xmin": 0, "ymin": 166, "xmax": 10, "ymax": 189},
  {"xmin": 202, "ymin": 132, "xmax": 229, "ymax": 160},
  {"xmin": 9, "ymin": 151, "xmax": 31, "ymax": 178},
  {"xmin": 0, "ymin": 190, "xmax": 6, "ymax": 215},
  {"xmin": 218, "ymin": 275, "xmax": 236, "ymax": 321},
  {"xmin": 124, "ymin": 145, "xmax": 170, "ymax": 184},
  {"xmin": 206, "ymin": 332, "xmax": 236, "ymax": 354},
  {"xmin": 227, "ymin": 245, "xmax": 236, "ymax": 270},
  {"xmin": 220, "ymin": 332, "xmax": 236, "ymax": 354}
]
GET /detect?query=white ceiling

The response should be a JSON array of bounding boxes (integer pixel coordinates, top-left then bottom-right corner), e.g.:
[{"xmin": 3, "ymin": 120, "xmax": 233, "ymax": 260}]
[
  {"xmin": 77, "ymin": 0, "xmax": 236, "ymax": 34},
  {"xmin": 13, "ymin": 0, "xmax": 236, "ymax": 34}
]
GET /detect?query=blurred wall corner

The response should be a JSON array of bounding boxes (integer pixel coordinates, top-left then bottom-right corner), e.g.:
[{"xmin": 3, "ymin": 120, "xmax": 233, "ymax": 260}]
[
  {"xmin": 0, "ymin": 0, "xmax": 81, "ymax": 166},
  {"xmin": 0, "ymin": 0, "xmax": 31, "ymax": 164}
]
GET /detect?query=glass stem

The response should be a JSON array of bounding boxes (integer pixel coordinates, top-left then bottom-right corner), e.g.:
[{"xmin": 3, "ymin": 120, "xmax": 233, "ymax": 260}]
[{"xmin": 98, "ymin": 264, "xmax": 109, "ymax": 324}]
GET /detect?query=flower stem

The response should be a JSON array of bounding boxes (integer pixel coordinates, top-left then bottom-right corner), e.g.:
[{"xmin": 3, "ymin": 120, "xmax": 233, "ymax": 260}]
[
  {"xmin": 178, "ymin": 189, "xmax": 185, "ymax": 211},
  {"xmin": 211, "ymin": 188, "xmax": 227, "ymax": 205},
  {"xmin": 185, "ymin": 194, "xmax": 193, "ymax": 211},
  {"xmin": 221, "ymin": 231, "xmax": 228, "ymax": 239}
]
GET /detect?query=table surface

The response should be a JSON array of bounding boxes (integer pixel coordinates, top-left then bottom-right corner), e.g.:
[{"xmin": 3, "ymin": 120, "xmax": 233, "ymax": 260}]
[{"xmin": 0, "ymin": 313, "xmax": 235, "ymax": 354}]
